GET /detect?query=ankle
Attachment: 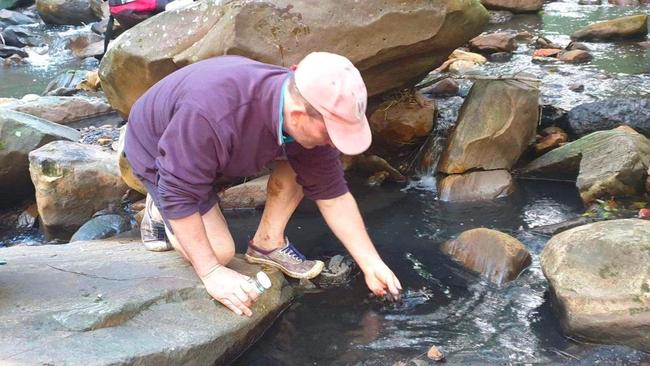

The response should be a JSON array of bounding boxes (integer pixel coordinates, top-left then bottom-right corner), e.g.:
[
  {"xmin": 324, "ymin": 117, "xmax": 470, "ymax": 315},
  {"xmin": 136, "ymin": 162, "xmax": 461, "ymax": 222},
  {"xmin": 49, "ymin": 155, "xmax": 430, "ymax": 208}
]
[{"xmin": 250, "ymin": 235, "xmax": 286, "ymax": 250}]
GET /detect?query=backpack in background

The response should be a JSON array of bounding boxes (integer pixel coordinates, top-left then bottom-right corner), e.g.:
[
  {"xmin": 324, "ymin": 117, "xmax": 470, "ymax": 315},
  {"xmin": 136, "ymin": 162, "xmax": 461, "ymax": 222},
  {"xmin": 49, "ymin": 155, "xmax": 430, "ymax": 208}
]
[{"xmin": 108, "ymin": 0, "xmax": 173, "ymax": 28}]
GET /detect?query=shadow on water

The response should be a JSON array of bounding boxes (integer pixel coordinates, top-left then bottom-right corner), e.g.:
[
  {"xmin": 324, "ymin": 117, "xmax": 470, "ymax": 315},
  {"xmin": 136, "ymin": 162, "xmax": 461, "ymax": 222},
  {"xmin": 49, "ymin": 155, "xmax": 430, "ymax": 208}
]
[{"xmin": 228, "ymin": 177, "xmax": 626, "ymax": 365}]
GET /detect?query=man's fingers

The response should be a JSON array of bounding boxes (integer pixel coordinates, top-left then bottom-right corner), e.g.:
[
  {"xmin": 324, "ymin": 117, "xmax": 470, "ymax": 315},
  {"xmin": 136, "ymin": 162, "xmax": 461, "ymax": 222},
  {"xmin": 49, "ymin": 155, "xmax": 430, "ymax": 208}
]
[
  {"xmin": 229, "ymin": 295, "xmax": 253, "ymax": 317},
  {"xmin": 221, "ymin": 299, "xmax": 243, "ymax": 316},
  {"xmin": 234, "ymin": 288, "xmax": 253, "ymax": 307},
  {"xmin": 240, "ymin": 280, "xmax": 260, "ymax": 302},
  {"xmin": 395, "ymin": 275, "xmax": 403, "ymax": 291}
]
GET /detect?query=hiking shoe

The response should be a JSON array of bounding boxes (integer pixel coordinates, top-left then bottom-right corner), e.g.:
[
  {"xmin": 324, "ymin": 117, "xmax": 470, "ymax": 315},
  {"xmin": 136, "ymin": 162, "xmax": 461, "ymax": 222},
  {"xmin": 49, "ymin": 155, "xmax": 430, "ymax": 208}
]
[
  {"xmin": 245, "ymin": 239, "xmax": 324, "ymax": 279},
  {"xmin": 141, "ymin": 194, "xmax": 173, "ymax": 252}
]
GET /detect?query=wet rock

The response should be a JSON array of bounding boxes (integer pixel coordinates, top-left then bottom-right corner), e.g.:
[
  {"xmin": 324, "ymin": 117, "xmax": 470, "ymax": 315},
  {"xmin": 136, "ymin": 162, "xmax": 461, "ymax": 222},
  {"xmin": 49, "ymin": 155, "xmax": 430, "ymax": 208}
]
[
  {"xmin": 438, "ymin": 170, "xmax": 515, "ymax": 202},
  {"xmin": 0, "ymin": 240, "xmax": 293, "ymax": 364},
  {"xmin": 535, "ymin": 128, "xmax": 568, "ymax": 155},
  {"xmin": 469, "ymin": 32, "xmax": 516, "ymax": 54},
  {"xmin": 43, "ymin": 69, "xmax": 91, "ymax": 95},
  {"xmin": 35, "ymin": 0, "xmax": 104, "ymax": 25},
  {"xmin": 489, "ymin": 51, "xmax": 512, "ymax": 63},
  {"xmin": 0, "ymin": 0, "xmax": 34, "ymax": 10},
  {"xmin": 571, "ymin": 14, "xmax": 648, "ymax": 41},
  {"xmin": 341, "ymin": 154, "xmax": 406, "ymax": 183},
  {"xmin": 488, "ymin": 10, "xmax": 513, "ymax": 23},
  {"xmin": 480, "ymin": 0, "xmax": 543, "ymax": 12},
  {"xmin": 558, "ymin": 49, "xmax": 592, "ymax": 63},
  {"xmin": 521, "ymin": 129, "xmax": 650, "ymax": 204},
  {"xmin": 533, "ymin": 48, "xmax": 561, "ymax": 58},
  {"xmin": 67, "ymin": 32, "xmax": 104, "ymax": 58},
  {"xmin": 81, "ymin": 56, "xmax": 100, "ymax": 67},
  {"xmin": 541, "ymin": 219, "xmax": 650, "ymax": 352},
  {"xmin": 366, "ymin": 171, "xmax": 390, "ymax": 187},
  {"xmin": 435, "ymin": 49, "xmax": 488, "ymax": 72},
  {"xmin": 578, "ymin": 0, "xmax": 602, "ymax": 4},
  {"xmin": 313, "ymin": 255, "xmax": 355, "ymax": 288},
  {"xmin": 448, "ymin": 59, "xmax": 480, "ymax": 74},
  {"xmin": 609, "ymin": 0, "xmax": 642, "ymax": 5},
  {"xmin": 427, "ymin": 345, "xmax": 445, "ymax": 362},
  {"xmin": 2, "ymin": 53, "xmax": 26, "ymax": 66},
  {"xmin": 442, "ymin": 228, "xmax": 532, "ymax": 285},
  {"xmin": 565, "ymin": 41, "xmax": 589, "ymax": 51},
  {"xmin": 218, "ymin": 175, "xmax": 269, "ymax": 209},
  {"xmin": 533, "ymin": 36, "xmax": 563, "ymax": 50},
  {"xmin": 568, "ymin": 82, "xmax": 584, "ymax": 92},
  {"xmin": 0, "ymin": 44, "xmax": 28, "ymax": 58},
  {"xmin": 70, "ymin": 214, "xmax": 130, "ymax": 242},
  {"xmin": 0, "ymin": 25, "xmax": 41, "ymax": 47},
  {"xmin": 530, "ymin": 216, "xmax": 595, "ymax": 236},
  {"xmin": 422, "ymin": 78, "xmax": 459, "ymax": 98},
  {"xmin": 0, "ymin": 8, "xmax": 34, "ymax": 24},
  {"xmin": 99, "ymin": 0, "xmax": 488, "ymax": 118},
  {"xmin": 369, "ymin": 91, "xmax": 435, "ymax": 148},
  {"xmin": 28, "ymin": 141, "xmax": 129, "ymax": 240},
  {"xmin": 17, "ymin": 202, "xmax": 38, "ymax": 229},
  {"xmin": 439, "ymin": 79, "xmax": 539, "ymax": 174},
  {"xmin": 0, "ymin": 110, "xmax": 80, "ymax": 206},
  {"xmin": 565, "ymin": 98, "xmax": 650, "ymax": 138},
  {"xmin": 3, "ymin": 96, "xmax": 113, "ymax": 125}
]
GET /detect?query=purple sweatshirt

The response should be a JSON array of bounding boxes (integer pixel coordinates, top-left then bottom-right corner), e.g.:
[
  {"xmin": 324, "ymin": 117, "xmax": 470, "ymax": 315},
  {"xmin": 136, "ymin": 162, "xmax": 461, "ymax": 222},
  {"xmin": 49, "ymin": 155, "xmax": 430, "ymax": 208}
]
[{"xmin": 124, "ymin": 56, "xmax": 349, "ymax": 220}]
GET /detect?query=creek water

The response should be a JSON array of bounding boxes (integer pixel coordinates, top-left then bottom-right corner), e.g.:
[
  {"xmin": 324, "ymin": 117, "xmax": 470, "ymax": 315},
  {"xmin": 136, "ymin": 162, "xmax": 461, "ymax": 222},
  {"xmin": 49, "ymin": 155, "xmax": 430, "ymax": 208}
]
[{"xmin": 1, "ymin": 0, "xmax": 650, "ymax": 364}]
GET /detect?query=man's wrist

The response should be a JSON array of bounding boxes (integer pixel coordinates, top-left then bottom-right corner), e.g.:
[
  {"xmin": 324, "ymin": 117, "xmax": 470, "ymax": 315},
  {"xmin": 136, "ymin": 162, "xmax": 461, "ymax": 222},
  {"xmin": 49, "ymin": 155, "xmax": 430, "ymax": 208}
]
[
  {"xmin": 195, "ymin": 259, "xmax": 222, "ymax": 278},
  {"xmin": 199, "ymin": 263, "xmax": 223, "ymax": 280}
]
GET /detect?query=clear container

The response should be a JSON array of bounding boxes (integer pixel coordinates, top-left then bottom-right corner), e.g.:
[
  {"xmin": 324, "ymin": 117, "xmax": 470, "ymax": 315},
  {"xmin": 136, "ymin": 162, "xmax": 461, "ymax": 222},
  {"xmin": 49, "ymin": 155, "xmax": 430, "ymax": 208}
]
[{"xmin": 247, "ymin": 271, "xmax": 272, "ymax": 294}]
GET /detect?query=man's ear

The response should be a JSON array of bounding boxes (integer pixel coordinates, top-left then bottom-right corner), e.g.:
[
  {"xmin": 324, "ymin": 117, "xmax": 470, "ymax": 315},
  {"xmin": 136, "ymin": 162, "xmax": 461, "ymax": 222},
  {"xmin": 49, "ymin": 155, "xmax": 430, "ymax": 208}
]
[
  {"xmin": 289, "ymin": 64, "xmax": 298, "ymax": 71},
  {"xmin": 288, "ymin": 110, "xmax": 306, "ymax": 126}
]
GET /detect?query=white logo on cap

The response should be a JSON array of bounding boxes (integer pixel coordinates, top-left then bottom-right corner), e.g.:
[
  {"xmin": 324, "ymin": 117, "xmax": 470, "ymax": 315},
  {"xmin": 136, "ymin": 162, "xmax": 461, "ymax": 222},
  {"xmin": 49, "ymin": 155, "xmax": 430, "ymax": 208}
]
[{"xmin": 356, "ymin": 98, "xmax": 366, "ymax": 120}]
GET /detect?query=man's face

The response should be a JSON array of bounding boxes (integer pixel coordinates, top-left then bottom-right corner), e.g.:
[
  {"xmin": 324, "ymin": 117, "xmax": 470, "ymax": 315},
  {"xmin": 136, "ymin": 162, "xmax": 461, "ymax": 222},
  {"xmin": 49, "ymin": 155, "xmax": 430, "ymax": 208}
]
[{"xmin": 291, "ymin": 112, "xmax": 334, "ymax": 149}]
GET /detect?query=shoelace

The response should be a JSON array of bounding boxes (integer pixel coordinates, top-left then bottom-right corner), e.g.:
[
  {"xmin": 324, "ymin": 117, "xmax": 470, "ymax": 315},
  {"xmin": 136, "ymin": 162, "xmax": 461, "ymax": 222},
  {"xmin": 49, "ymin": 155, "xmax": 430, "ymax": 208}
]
[{"xmin": 280, "ymin": 243, "xmax": 306, "ymax": 262}]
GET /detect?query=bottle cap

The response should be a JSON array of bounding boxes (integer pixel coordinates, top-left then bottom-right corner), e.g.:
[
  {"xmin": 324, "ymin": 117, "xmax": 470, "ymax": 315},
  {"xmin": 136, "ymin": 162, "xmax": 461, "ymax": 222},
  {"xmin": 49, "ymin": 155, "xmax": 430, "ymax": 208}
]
[{"xmin": 256, "ymin": 271, "xmax": 272, "ymax": 290}]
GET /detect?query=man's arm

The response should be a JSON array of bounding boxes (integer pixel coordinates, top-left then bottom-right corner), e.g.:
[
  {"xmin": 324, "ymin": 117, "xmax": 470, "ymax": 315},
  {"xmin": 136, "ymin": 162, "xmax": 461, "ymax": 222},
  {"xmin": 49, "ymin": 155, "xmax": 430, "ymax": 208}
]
[{"xmin": 316, "ymin": 192, "xmax": 402, "ymax": 299}]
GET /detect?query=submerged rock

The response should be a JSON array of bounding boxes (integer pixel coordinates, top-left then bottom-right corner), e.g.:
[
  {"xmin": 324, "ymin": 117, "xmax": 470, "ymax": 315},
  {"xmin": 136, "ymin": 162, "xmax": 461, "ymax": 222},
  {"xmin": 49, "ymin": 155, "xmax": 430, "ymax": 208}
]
[
  {"xmin": 480, "ymin": 0, "xmax": 543, "ymax": 12},
  {"xmin": 0, "ymin": 25, "xmax": 41, "ymax": 47},
  {"xmin": 0, "ymin": 240, "xmax": 293, "ymax": 364},
  {"xmin": 565, "ymin": 98, "xmax": 650, "ymax": 138},
  {"xmin": 44, "ymin": 69, "xmax": 92, "ymax": 95},
  {"xmin": 70, "ymin": 214, "xmax": 131, "ymax": 242},
  {"xmin": 558, "ymin": 49, "xmax": 592, "ymax": 63},
  {"xmin": 313, "ymin": 255, "xmax": 355, "ymax": 288},
  {"xmin": 99, "ymin": 0, "xmax": 488, "ymax": 118},
  {"xmin": 541, "ymin": 219, "xmax": 650, "ymax": 352},
  {"xmin": 28, "ymin": 141, "xmax": 129, "ymax": 240},
  {"xmin": 438, "ymin": 170, "xmax": 515, "ymax": 202},
  {"xmin": 35, "ymin": 0, "xmax": 104, "ymax": 26},
  {"xmin": 0, "ymin": 110, "xmax": 80, "ymax": 205},
  {"xmin": 571, "ymin": 14, "xmax": 648, "ymax": 41},
  {"xmin": 369, "ymin": 91, "xmax": 435, "ymax": 148},
  {"xmin": 442, "ymin": 228, "xmax": 532, "ymax": 285},
  {"xmin": 0, "ymin": 44, "xmax": 28, "ymax": 58},
  {"xmin": 521, "ymin": 128, "xmax": 650, "ymax": 203},
  {"xmin": 0, "ymin": 8, "xmax": 34, "ymax": 25},
  {"xmin": 438, "ymin": 79, "xmax": 539, "ymax": 174}
]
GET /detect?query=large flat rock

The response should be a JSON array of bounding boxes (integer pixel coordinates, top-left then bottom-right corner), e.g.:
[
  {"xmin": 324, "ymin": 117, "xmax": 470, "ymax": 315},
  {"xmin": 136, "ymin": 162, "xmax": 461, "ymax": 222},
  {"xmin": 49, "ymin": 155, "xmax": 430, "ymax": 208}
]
[{"xmin": 0, "ymin": 240, "xmax": 293, "ymax": 365}]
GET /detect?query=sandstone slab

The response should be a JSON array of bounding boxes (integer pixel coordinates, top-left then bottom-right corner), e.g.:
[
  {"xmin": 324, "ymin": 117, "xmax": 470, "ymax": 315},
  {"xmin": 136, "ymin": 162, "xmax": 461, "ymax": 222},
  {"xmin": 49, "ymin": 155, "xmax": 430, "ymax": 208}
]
[
  {"xmin": 99, "ymin": 0, "xmax": 488, "ymax": 118},
  {"xmin": 541, "ymin": 219, "xmax": 650, "ymax": 352},
  {"xmin": 35, "ymin": 0, "xmax": 104, "ymax": 25},
  {"xmin": 438, "ymin": 79, "xmax": 539, "ymax": 174},
  {"xmin": 442, "ymin": 228, "xmax": 532, "ymax": 285},
  {"xmin": 0, "ymin": 240, "xmax": 293, "ymax": 365},
  {"xmin": 219, "ymin": 175, "xmax": 270, "ymax": 209},
  {"xmin": 3, "ymin": 96, "xmax": 113, "ymax": 125},
  {"xmin": 480, "ymin": 0, "xmax": 543, "ymax": 12},
  {"xmin": 571, "ymin": 14, "xmax": 648, "ymax": 41},
  {"xmin": 369, "ymin": 91, "xmax": 435, "ymax": 148}
]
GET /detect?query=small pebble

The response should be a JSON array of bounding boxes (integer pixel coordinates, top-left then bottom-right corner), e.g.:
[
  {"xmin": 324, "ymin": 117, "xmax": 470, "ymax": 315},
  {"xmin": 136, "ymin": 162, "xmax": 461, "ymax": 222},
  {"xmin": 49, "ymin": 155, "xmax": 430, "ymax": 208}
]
[{"xmin": 427, "ymin": 345, "xmax": 445, "ymax": 361}]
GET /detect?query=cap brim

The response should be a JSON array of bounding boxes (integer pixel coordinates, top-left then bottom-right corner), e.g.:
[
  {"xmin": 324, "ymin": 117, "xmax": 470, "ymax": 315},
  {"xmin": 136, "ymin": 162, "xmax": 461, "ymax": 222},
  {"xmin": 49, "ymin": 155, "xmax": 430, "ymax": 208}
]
[{"xmin": 323, "ymin": 114, "xmax": 372, "ymax": 156}]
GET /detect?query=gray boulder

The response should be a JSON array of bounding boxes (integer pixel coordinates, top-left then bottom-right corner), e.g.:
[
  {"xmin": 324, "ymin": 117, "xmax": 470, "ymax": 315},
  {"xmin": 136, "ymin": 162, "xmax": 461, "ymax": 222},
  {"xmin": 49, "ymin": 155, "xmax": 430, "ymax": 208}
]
[
  {"xmin": 0, "ymin": 110, "xmax": 80, "ymax": 205},
  {"xmin": 99, "ymin": 0, "xmax": 488, "ymax": 118},
  {"xmin": 521, "ymin": 128, "xmax": 650, "ymax": 203},
  {"xmin": 35, "ymin": 0, "xmax": 104, "ymax": 25},
  {"xmin": 541, "ymin": 219, "xmax": 650, "ymax": 352},
  {"xmin": 0, "ymin": 240, "xmax": 293, "ymax": 365},
  {"xmin": 565, "ymin": 98, "xmax": 650, "ymax": 138},
  {"xmin": 0, "ymin": 44, "xmax": 28, "ymax": 58},
  {"xmin": 0, "ymin": 8, "xmax": 34, "ymax": 24},
  {"xmin": 3, "ymin": 96, "xmax": 113, "ymax": 126},
  {"xmin": 28, "ymin": 141, "xmax": 129, "ymax": 240},
  {"xmin": 0, "ymin": 25, "xmax": 41, "ymax": 47}
]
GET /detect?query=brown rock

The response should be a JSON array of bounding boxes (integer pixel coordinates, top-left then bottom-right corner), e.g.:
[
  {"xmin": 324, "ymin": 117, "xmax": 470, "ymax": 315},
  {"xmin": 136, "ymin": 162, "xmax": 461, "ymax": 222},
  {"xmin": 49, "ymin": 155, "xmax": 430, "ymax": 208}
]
[
  {"xmin": 77, "ymin": 70, "xmax": 101, "ymax": 92},
  {"xmin": 533, "ymin": 37, "xmax": 563, "ymax": 49},
  {"xmin": 342, "ymin": 154, "xmax": 406, "ymax": 182},
  {"xmin": 541, "ymin": 126, "xmax": 568, "ymax": 136},
  {"xmin": 218, "ymin": 175, "xmax": 269, "ymax": 209},
  {"xmin": 469, "ymin": 32, "xmax": 516, "ymax": 54},
  {"xmin": 533, "ymin": 48, "xmax": 561, "ymax": 58},
  {"xmin": 427, "ymin": 345, "xmax": 445, "ymax": 361},
  {"xmin": 116, "ymin": 126, "xmax": 147, "ymax": 195},
  {"xmin": 438, "ymin": 170, "xmax": 515, "ymax": 202},
  {"xmin": 559, "ymin": 50, "xmax": 592, "ymax": 63},
  {"xmin": 3, "ymin": 96, "xmax": 113, "ymax": 125},
  {"xmin": 535, "ymin": 133, "xmax": 568, "ymax": 155},
  {"xmin": 99, "ymin": 0, "xmax": 489, "ymax": 118},
  {"xmin": 608, "ymin": 0, "xmax": 640, "ymax": 5},
  {"xmin": 480, "ymin": 0, "xmax": 543, "ymax": 12},
  {"xmin": 439, "ymin": 79, "xmax": 539, "ymax": 174},
  {"xmin": 28, "ymin": 141, "xmax": 129, "ymax": 240},
  {"xmin": 369, "ymin": 91, "xmax": 435, "ymax": 148},
  {"xmin": 442, "ymin": 228, "xmax": 532, "ymax": 285},
  {"xmin": 566, "ymin": 41, "xmax": 589, "ymax": 51},
  {"xmin": 425, "ymin": 78, "xmax": 459, "ymax": 97},
  {"xmin": 571, "ymin": 14, "xmax": 648, "ymax": 41},
  {"xmin": 67, "ymin": 32, "xmax": 103, "ymax": 58}
]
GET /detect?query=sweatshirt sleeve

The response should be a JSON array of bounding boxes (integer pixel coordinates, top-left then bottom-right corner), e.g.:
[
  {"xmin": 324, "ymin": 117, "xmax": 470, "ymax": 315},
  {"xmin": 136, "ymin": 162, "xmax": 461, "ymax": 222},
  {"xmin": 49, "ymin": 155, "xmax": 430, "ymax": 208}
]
[
  {"xmin": 285, "ymin": 143, "xmax": 349, "ymax": 200},
  {"xmin": 155, "ymin": 104, "xmax": 231, "ymax": 219}
]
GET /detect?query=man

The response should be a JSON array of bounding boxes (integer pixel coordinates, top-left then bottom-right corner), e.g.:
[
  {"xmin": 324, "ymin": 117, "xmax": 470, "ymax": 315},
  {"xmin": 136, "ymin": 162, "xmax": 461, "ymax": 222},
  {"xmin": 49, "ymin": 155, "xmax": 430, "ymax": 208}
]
[{"xmin": 124, "ymin": 52, "xmax": 402, "ymax": 317}]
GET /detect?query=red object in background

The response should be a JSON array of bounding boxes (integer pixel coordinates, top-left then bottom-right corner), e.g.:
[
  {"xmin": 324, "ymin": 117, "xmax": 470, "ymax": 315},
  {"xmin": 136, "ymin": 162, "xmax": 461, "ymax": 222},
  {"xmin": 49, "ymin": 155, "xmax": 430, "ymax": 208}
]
[{"xmin": 639, "ymin": 208, "xmax": 650, "ymax": 219}]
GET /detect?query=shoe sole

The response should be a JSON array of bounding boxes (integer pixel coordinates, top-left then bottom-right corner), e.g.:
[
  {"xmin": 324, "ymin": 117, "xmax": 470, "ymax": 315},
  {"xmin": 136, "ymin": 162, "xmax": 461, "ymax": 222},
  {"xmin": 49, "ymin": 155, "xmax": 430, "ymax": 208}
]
[{"xmin": 244, "ymin": 254, "xmax": 324, "ymax": 280}]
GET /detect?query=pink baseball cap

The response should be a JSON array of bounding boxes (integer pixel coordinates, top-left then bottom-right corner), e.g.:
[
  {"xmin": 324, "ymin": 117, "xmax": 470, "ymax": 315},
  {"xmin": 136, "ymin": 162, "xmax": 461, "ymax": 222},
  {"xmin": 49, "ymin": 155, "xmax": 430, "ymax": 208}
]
[{"xmin": 294, "ymin": 52, "xmax": 372, "ymax": 155}]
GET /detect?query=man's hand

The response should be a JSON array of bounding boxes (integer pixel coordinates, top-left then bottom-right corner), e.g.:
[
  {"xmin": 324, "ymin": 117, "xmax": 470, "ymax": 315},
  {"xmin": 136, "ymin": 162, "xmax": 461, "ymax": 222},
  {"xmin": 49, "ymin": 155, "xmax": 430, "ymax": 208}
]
[
  {"xmin": 201, "ymin": 265, "xmax": 259, "ymax": 316},
  {"xmin": 363, "ymin": 260, "xmax": 402, "ymax": 301}
]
